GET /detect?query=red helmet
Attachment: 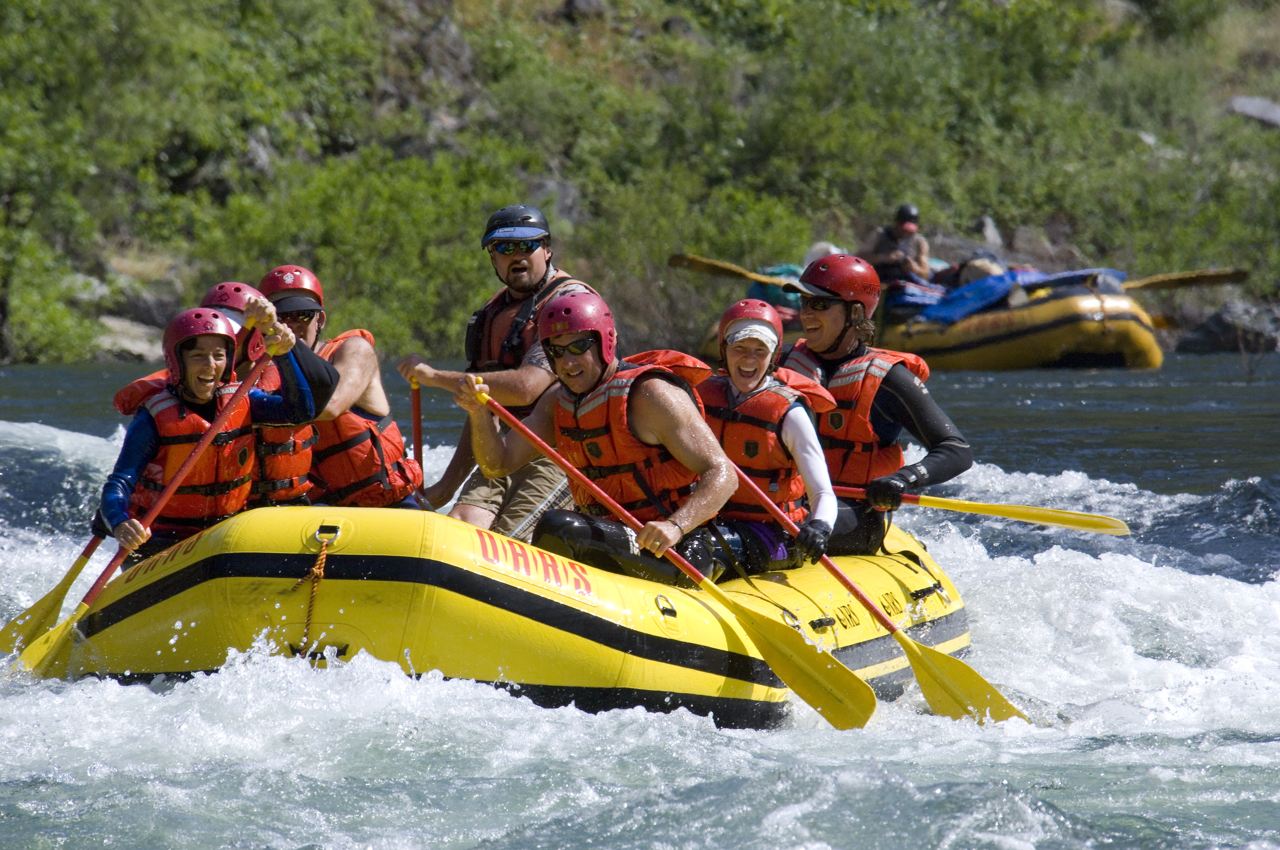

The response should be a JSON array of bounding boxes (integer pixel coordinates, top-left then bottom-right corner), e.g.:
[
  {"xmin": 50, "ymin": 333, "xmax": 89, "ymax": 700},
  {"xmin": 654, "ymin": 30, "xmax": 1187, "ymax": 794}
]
[
  {"xmin": 259, "ymin": 265, "xmax": 324, "ymax": 309},
  {"xmin": 538, "ymin": 290, "xmax": 617, "ymax": 365},
  {"xmin": 791, "ymin": 254, "xmax": 881, "ymax": 314},
  {"xmin": 718, "ymin": 298, "xmax": 784, "ymax": 369},
  {"xmin": 199, "ymin": 281, "xmax": 264, "ymax": 316},
  {"xmin": 163, "ymin": 308, "xmax": 238, "ymax": 383}
]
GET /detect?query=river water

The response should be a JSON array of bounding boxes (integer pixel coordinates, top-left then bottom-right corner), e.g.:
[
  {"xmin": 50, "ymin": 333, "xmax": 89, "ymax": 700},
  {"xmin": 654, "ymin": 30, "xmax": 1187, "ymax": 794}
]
[{"xmin": 1, "ymin": 354, "xmax": 1278, "ymax": 849}]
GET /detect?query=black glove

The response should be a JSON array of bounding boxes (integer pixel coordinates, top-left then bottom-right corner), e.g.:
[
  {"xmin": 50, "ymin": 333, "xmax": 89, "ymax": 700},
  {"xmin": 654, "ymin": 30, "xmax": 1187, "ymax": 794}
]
[
  {"xmin": 864, "ymin": 474, "xmax": 909, "ymax": 511},
  {"xmin": 793, "ymin": 518, "xmax": 831, "ymax": 564}
]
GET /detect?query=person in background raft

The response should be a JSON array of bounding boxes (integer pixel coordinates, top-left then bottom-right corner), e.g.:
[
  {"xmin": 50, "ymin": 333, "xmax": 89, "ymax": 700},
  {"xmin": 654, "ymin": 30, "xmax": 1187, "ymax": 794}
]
[
  {"xmin": 453, "ymin": 290, "xmax": 738, "ymax": 585},
  {"xmin": 259, "ymin": 265, "xmax": 424, "ymax": 508},
  {"xmin": 397, "ymin": 205, "xmax": 590, "ymax": 540},
  {"xmin": 860, "ymin": 203, "xmax": 931, "ymax": 284},
  {"xmin": 780, "ymin": 254, "xmax": 973, "ymax": 555},
  {"xmin": 98, "ymin": 301, "xmax": 330, "ymax": 562},
  {"xmin": 695, "ymin": 299, "xmax": 839, "ymax": 575}
]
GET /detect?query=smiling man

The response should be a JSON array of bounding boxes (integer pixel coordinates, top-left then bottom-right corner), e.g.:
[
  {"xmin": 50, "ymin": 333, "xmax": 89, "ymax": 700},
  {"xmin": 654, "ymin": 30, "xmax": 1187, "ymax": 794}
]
[
  {"xmin": 398, "ymin": 205, "xmax": 593, "ymax": 541},
  {"xmin": 780, "ymin": 253, "xmax": 973, "ymax": 555},
  {"xmin": 453, "ymin": 290, "xmax": 737, "ymax": 585}
]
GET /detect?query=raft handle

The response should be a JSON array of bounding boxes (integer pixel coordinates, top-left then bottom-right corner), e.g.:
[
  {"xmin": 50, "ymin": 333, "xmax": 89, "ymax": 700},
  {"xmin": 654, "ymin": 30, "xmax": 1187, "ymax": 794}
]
[
  {"xmin": 809, "ymin": 616, "xmax": 836, "ymax": 632},
  {"xmin": 314, "ymin": 524, "xmax": 342, "ymax": 544},
  {"xmin": 655, "ymin": 595, "xmax": 677, "ymax": 618}
]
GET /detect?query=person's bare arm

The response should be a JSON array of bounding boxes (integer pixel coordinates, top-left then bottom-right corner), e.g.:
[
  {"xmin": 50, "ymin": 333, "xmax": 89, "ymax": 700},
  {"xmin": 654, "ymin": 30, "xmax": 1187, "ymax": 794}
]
[
  {"xmin": 317, "ymin": 336, "xmax": 381, "ymax": 420},
  {"xmin": 629, "ymin": 379, "xmax": 736, "ymax": 556},
  {"xmin": 453, "ymin": 377, "xmax": 548, "ymax": 478},
  {"xmin": 398, "ymin": 357, "xmax": 556, "ymax": 408},
  {"xmin": 906, "ymin": 236, "xmax": 931, "ymax": 278}
]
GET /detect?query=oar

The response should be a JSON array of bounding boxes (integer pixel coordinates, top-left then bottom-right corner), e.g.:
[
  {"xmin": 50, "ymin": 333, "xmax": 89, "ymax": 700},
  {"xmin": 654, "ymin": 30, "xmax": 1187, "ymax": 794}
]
[
  {"xmin": 14, "ymin": 355, "xmax": 273, "ymax": 676},
  {"xmin": 410, "ymin": 381, "xmax": 424, "ymax": 463},
  {"xmin": 477, "ymin": 391, "xmax": 878, "ymax": 729},
  {"xmin": 834, "ymin": 486, "xmax": 1129, "ymax": 536},
  {"xmin": 1122, "ymin": 267, "xmax": 1248, "ymax": 293},
  {"xmin": 668, "ymin": 254, "xmax": 795, "ymax": 288},
  {"xmin": 736, "ymin": 469, "xmax": 1026, "ymax": 723},
  {"xmin": 0, "ymin": 537, "xmax": 102, "ymax": 655}
]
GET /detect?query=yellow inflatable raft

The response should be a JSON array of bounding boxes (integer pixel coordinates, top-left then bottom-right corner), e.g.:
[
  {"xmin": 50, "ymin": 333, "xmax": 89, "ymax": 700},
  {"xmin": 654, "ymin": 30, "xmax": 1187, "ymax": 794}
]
[
  {"xmin": 697, "ymin": 288, "xmax": 1162, "ymax": 371},
  {"xmin": 877, "ymin": 288, "xmax": 1163, "ymax": 370},
  {"xmin": 42, "ymin": 507, "xmax": 969, "ymax": 728}
]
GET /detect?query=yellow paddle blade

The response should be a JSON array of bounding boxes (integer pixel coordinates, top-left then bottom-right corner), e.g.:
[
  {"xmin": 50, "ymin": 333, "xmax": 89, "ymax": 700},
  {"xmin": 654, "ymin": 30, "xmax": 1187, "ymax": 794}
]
[
  {"xmin": 13, "ymin": 602, "xmax": 87, "ymax": 678},
  {"xmin": 894, "ymin": 633, "xmax": 1027, "ymax": 723},
  {"xmin": 1122, "ymin": 267, "xmax": 1248, "ymax": 292},
  {"xmin": 667, "ymin": 254, "xmax": 795, "ymax": 288},
  {"xmin": 913, "ymin": 493, "xmax": 1130, "ymax": 536},
  {"xmin": 0, "ymin": 547, "xmax": 96, "ymax": 655},
  {"xmin": 700, "ymin": 579, "xmax": 876, "ymax": 729}
]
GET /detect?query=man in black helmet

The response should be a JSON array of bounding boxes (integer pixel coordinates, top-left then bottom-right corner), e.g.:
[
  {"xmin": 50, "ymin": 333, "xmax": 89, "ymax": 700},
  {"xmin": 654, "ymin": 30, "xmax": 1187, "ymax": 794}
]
[
  {"xmin": 398, "ymin": 204, "xmax": 595, "ymax": 540},
  {"xmin": 861, "ymin": 203, "xmax": 932, "ymax": 283}
]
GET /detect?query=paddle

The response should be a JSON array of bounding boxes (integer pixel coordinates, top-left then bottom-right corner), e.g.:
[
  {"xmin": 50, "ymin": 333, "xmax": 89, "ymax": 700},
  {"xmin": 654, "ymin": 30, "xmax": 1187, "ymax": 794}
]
[
  {"xmin": 13, "ymin": 353, "xmax": 274, "ymax": 676},
  {"xmin": 410, "ymin": 381, "xmax": 424, "ymax": 463},
  {"xmin": 737, "ymin": 470, "xmax": 1027, "ymax": 723},
  {"xmin": 834, "ymin": 486, "xmax": 1130, "ymax": 536},
  {"xmin": 1122, "ymin": 267, "xmax": 1248, "ymax": 293},
  {"xmin": 668, "ymin": 254, "xmax": 795, "ymax": 288},
  {"xmin": 476, "ymin": 390, "xmax": 878, "ymax": 729},
  {"xmin": 0, "ymin": 537, "xmax": 102, "ymax": 655}
]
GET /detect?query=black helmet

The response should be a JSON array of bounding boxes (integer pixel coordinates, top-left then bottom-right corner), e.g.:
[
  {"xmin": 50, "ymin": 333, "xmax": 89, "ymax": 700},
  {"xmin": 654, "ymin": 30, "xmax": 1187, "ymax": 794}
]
[
  {"xmin": 894, "ymin": 203, "xmax": 920, "ymax": 224},
  {"xmin": 481, "ymin": 204, "xmax": 550, "ymax": 247}
]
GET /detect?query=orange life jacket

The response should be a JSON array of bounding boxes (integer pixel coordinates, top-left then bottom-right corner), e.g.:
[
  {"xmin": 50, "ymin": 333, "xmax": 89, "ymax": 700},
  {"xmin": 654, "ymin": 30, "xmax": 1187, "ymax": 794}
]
[
  {"xmin": 123, "ymin": 383, "xmax": 256, "ymax": 534},
  {"xmin": 553, "ymin": 360, "xmax": 701, "ymax": 523},
  {"xmin": 248, "ymin": 360, "xmax": 316, "ymax": 505},
  {"xmin": 114, "ymin": 364, "xmax": 315, "ymax": 506},
  {"xmin": 697, "ymin": 374, "xmax": 809, "ymax": 523},
  {"xmin": 782, "ymin": 342, "xmax": 931, "ymax": 486},
  {"xmin": 310, "ymin": 330, "xmax": 424, "ymax": 507}
]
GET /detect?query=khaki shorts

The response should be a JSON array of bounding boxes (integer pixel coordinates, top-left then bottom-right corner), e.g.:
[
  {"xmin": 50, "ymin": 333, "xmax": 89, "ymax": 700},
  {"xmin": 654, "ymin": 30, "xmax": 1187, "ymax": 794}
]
[{"xmin": 454, "ymin": 456, "xmax": 573, "ymax": 542}]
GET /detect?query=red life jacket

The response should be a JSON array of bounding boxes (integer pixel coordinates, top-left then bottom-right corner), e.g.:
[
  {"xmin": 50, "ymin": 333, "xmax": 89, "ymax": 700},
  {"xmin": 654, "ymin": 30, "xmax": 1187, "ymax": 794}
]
[
  {"xmin": 115, "ymin": 365, "xmax": 315, "ymax": 506},
  {"xmin": 697, "ymin": 374, "xmax": 809, "ymax": 523},
  {"xmin": 310, "ymin": 330, "xmax": 424, "ymax": 507},
  {"xmin": 248, "ymin": 360, "xmax": 316, "ymax": 505},
  {"xmin": 465, "ymin": 271, "xmax": 594, "ymax": 371},
  {"xmin": 123, "ymin": 383, "xmax": 256, "ymax": 534},
  {"xmin": 782, "ymin": 342, "xmax": 931, "ymax": 486},
  {"xmin": 553, "ymin": 360, "xmax": 701, "ymax": 523}
]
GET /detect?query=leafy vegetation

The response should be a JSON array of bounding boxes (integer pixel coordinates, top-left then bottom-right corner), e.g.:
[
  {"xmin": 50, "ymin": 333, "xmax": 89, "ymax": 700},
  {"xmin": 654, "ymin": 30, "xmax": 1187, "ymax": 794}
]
[{"xmin": 1, "ymin": 0, "xmax": 1276, "ymax": 363}]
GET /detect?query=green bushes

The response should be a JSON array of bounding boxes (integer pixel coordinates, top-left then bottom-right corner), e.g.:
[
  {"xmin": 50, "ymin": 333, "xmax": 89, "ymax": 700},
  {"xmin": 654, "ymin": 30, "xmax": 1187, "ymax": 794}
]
[{"xmin": 0, "ymin": 0, "xmax": 1275, "ymax": 364}]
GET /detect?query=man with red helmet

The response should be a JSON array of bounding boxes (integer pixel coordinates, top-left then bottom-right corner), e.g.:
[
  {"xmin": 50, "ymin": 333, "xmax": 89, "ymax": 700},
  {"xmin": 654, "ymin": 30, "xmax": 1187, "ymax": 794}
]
[
  {"xmin": 694, "ymin": 299, "xmax": 839, "ymax": 573},
  {"xmin": 396, "ymin": 205, "xmax": 592, "ymax": 541},
  {"xmin": 780, "ymin": 253, "xmax": 972, "ymax": 555},
  {"xmin": 453, "ymin": 290, "xmax": 738, "ymax": 584},
  {"xmin": 259, "ymin": 264, "xmax": 423, "ymax": 508},
  {"xmin": 98, "ymin": 301, "xmax": 327, "ymax": 561}
]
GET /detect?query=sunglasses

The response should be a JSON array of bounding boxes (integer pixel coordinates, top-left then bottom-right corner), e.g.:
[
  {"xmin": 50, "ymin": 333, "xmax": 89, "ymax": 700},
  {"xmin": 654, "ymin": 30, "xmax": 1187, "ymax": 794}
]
[
  {"xmin": 800, "ymin": 296, "xmax": 840, "ymax": 312},
  {"xmin": 545, "ymin": 336, "xmax": 596, "ymax": 359},
  {"xmin": 489, "ymin": 239, "xmax": 545, "ymax": 256},
  {"xmin": 279, "ymin": 311, "xmax": 319, "ymax": 324}
]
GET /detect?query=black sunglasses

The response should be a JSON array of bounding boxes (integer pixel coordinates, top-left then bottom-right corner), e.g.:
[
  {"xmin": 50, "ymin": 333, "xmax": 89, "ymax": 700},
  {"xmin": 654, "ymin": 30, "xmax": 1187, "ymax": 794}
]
[
  {"xmin": 489, "ymin": 239, "xmax": 546, "ymax": 256},
  {"xmin": 279, "ymin": 311, "xmax": 319, "ymax": 324},
  {"xmin": 545, "ymin": 337, "xmax": 596, "ymax": 359},
  {"xmin": 800, "ymin": 296, "xmax": 840, "ymax": 312}
]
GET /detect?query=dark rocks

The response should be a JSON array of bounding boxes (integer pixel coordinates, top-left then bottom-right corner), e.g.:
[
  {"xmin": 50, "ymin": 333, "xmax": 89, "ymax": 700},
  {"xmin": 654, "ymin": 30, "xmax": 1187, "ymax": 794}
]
[{"xmin": 1175, "ymin": 299, "xmax": 1280, "ymax": 354}]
